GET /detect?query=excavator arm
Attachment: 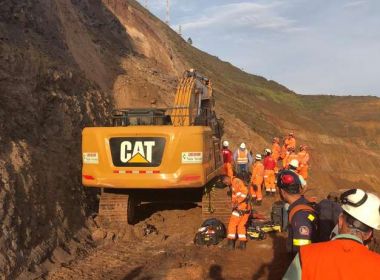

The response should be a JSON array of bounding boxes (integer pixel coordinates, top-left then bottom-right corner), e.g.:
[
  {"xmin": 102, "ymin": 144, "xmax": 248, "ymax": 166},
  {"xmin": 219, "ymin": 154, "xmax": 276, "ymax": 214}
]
[{"xmin": 171, "ymin": 69, "xmax": 224, "ymax": 138}]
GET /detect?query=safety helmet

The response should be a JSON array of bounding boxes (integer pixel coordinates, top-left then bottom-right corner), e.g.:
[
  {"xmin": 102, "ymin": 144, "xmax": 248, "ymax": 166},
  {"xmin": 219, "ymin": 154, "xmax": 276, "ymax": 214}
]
[
  {"xmin": 264, "ymin": 148, "xmax": 272, "ymax": 155},
  {"xmin": 255, "ymin": 154, "xmax": 262, "ymax": 160},
  {"xmin": 341, "ymin": 189, "xmax": 380, "ymax": 230},
  {"xmin": 289, "ymin": 159, "xmax": 299, "ymax": 169},
  {"xmin": 240, "ymin": 143, "xmax": 246, "ymax": 149},
  {"xmin": 223, "ymin": 140, "xmax": 229, "ymax": 147},
  {"xmin": 276, "ymin": 170, "xmax": 301, "ymax": 194}
]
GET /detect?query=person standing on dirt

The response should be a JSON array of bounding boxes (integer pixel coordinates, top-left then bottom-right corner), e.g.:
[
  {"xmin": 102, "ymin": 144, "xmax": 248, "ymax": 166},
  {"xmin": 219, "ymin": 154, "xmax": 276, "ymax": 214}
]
[
  {"xmin": 285, "ymin": 132, "xmax": 296, "ymax": 151},
  {"xmin": 297, "ymin": 145, "xmax": 310, "ymax": 180},
  {"xmin": 284, "ymin": 189, "xmax": 380, "ymax": 280},
  {"xmin": 233, "ymin": 142, "xmax": 252, "ymax": 176},
  {"xmin": 251, "ymin": 154, "xmax": 264, "ymax": 205},
  {"xmin": 222, "ymin": 140, "xmax": 233, "ymax": 178},
  {"xmin": 277, "ymin": 170, "xmax": 318, "ymax": 257},
  {"xmin": 263, "ymin": 148, "xmax": 276, "ymax": 196},
  {"xmin": 223, "ymin": 175, "xmax": 251, "ymax": 250},
  {"xmin": 271, "ymin": 137, "xmax": 281, "ymax": 166}
]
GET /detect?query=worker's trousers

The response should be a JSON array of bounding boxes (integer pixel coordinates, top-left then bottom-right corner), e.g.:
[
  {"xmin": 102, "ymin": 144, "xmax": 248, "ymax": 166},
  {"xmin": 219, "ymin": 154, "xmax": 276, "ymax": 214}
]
[
  {"xmin": 251, "ymin": 180, "xmax": 263, "ymax": 201},
  {"xmin": 223, "ymin": 162, "xmax": 233, "ymax": 178},
  {"xmin": 264, "ymin": 170, "xmax": 276, "ymax": 192},
  {"xmin": 236, "ymin": 164, "xmax": 249, "ymax": 175},
  {"xmin": 227, "ymin": 211, "xmax": 249, "ymax": 241}
]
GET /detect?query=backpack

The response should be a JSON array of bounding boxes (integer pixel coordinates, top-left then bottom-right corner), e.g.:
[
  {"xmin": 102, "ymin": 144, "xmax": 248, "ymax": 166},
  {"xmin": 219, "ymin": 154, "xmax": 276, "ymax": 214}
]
[
  {"xmin": 194, "ymin": 218, "xmax": 226, "ymax": 246},
  {"xmin": 287, "ymin": 199, "xmax": 342, "ymax": 242}
]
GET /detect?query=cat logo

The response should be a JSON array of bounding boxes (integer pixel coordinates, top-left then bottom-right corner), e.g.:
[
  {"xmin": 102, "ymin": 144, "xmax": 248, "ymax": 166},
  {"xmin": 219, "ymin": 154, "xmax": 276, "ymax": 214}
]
[
  {"xmin": 110, "ymin": 137, "xmax": 165, "ymax": 167},
  {"xmin": 120, "ymin": 141, "xmax": 155, "ymax": 163}
]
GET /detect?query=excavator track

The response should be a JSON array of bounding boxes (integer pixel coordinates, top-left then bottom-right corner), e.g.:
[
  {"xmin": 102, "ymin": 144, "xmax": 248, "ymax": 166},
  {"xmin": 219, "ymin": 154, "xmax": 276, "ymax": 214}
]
[
  {"xmin": 98, "ymin": 191, "xmax": 137, "ymax": 225},
  {"xmin": 201, "ymin": 186, "xmax": 231, "ymax": 226}
]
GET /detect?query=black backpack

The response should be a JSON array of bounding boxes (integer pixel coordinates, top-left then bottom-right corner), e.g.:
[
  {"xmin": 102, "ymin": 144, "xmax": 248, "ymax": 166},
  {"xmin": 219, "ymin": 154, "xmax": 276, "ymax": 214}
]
[{"xmin": 194, "ymin": 218, "xmax": 226, "ymax": 246}]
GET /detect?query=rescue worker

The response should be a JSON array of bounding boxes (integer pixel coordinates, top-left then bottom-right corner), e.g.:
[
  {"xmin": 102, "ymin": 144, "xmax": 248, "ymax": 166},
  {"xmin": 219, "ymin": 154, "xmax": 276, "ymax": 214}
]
[
  {"xmin": 233, "ymin": 142, "xmax": 252, "ymax": 175},
  {"xmin": 221, "ymin": 140, "xmax": 233, "ymax": 178},
  {"xmin": 223, "ymin": 175, "xmax": 251, "ymax": 250},
  {"xmin": 271, "ymin": 137, "xmax": 281, "ymax": 166},
  {"xmin": 284, "ymin": 132, "xmax": 296, "ymax": 151},
  {"xmin": 251, "ymin": 154, "xmax": 264, "ymax": 205},
  {"xmin": 263, "ymin": 148, "xmax": 276, "ymax": 195},
  {"xmin": 283, "ymin": 148, "xmax": 298, "ymax": 169},
  {"xmin": 277, "ymin": 170, "xmax": 318, "ymax": 257},
  {"xmin": 284, "ymin": 189, "xmax": 380, "ymax": 280},
  {"xmin": 288, "ymin": 159, "xmax": 307, "ymax": 190},
  {"xmin": 297, "ymin": 144, "xmax": 310, "ymax": 180}
]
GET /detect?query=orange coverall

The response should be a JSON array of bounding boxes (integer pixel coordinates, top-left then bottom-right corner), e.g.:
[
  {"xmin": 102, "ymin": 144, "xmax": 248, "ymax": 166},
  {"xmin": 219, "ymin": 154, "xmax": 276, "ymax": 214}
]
[
  {"xmin": 251, "ymin": 161, "xmax": 264, "ymax": 201},
  {"xmin": 285, "ymin": 136, "xmax": 296, "ymax": 151},
  {"xmin": 272, "ymin": 142, "xmax": 281, "ymax": 162},
  {"xmin": 227, "ymin": 177, "xmax": 251, "ymax": 241},
  {"xmin": 297, "ymin": 150, "xmax": 310, "ymax": 180},
  {"xmin": 284, "ymin": 152, "xmax": 298, "ymax": 169}
]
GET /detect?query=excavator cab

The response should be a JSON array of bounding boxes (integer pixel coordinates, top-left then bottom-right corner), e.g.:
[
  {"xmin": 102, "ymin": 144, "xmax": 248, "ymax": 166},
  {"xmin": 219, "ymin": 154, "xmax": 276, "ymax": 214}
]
[{"xmin": 112, "ymin": 108, "xmax": 172, "ymax": 126}]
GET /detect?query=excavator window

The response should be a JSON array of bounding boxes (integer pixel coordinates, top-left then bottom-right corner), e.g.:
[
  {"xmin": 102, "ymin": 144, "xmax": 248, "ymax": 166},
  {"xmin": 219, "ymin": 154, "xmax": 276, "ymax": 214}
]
[{"xmin": 112, "ymin": 108, "xmax": 173, "ymax": 127}]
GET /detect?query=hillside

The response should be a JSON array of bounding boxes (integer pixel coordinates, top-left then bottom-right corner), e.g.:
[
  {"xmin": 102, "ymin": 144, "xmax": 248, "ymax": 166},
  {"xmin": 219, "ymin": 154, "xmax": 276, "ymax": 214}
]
[{"xmin": 0, "ymin": 0, "xmax": 379, "ymax": 278}]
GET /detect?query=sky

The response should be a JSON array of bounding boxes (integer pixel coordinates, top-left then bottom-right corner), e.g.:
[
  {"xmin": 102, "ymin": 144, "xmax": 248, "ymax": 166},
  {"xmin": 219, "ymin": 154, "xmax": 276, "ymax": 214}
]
[{"xmin": 138, "ymin": 0, "xmax": 380, "ymax": 96}]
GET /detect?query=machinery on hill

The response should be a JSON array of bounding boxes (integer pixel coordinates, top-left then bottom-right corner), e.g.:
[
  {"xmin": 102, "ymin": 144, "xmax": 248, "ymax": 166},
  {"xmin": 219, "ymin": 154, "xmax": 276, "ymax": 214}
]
[{"xmin": 82, "ymin": 69, "xmax": 225, "ymax": 224}]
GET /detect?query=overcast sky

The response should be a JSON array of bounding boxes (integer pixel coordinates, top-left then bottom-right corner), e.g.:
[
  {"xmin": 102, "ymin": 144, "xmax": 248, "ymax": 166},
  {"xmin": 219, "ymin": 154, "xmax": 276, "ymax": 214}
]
[{"xmin": 138, "ymin": 0, "xmax": 380, "ymax": 96}]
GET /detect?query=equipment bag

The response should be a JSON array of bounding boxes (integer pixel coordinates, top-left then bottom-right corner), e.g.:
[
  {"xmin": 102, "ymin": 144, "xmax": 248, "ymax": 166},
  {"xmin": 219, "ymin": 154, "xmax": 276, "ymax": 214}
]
[
  {"xmin": 271, "ymin": 200, "xmax": 286, "ymax": 230},
  {"xmin": 194, "ymin": 218, "xmax": 226, "ymax": 246}
]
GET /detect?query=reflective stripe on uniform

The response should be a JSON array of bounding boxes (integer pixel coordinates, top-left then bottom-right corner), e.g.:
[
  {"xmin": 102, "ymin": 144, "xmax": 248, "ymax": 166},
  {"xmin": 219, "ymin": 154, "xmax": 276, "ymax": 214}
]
[
  {"xmin": 238, "ymin": 234, "xmax": 246, "ymax": 238},
  {"xmin": 232, "ymin": 211, "xmax": 241, "ymax": 217},
  {"xmin": 293, "ymin": 239, "xmax": 311, "ymax": 246},
  {"xmin": 227, "ymin": 234, "xmax": 236, "ymax": 239},
  {"xmin": 236, "ymin": 192, "xmax": 242, "ymax": 196},
  {"xmin": 240, "ymin": 193, "xmax": 247, "ymax": 198},
  {"xmin": 308, "ymin": 214, "xmax": 315, "ymax": 221}
]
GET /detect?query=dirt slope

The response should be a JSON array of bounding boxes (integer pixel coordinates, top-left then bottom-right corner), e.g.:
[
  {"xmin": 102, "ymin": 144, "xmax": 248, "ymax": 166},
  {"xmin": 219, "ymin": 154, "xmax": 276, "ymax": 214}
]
[{"xmin": 1, "ymin": 0, "xmax": 380, "ymax": 278}]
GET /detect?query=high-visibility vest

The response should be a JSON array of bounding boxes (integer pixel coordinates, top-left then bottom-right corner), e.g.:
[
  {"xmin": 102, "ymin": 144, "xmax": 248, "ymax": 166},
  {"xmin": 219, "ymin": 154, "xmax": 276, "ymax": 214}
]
[
  {"xmin": 236, "ymin": 149, "xmax": 248, "ymax": 164},
  {"xmin": 300, "ymin": 237, "xmax": 380, "ymax": 280}
]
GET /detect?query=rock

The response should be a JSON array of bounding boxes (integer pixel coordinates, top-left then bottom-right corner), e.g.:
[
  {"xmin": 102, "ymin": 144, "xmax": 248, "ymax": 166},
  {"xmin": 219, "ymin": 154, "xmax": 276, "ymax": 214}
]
[{"xmin": 91, "ymin": 229, "xmax": 106, "ymax": 242}]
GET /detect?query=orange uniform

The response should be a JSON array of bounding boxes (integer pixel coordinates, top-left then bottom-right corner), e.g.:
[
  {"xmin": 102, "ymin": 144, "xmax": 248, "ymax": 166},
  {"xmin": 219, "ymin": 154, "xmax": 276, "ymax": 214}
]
[
  {"xmin": 272, "ymin": 142, "xmax": 281, "ymax": 161},
  {"xmin": 284, "ymin": 152, "xmax": 298, "ymax": 169},
  {"xmin": 299, "ymin": 236, "xmax": 380, "ymax": 279},
  {"xmin": 227, "ymin": 177, "xmax": 251, "ymax": 241},
  {"xmin": 297, "ymin": 150, "xmax": 310, "ymax": 180},
  {"xmin": 285, "ymin": 136, "xmax": 296, "ymax": 151},
  {"xmin": 251, "ymin": 161, "xmax": 264, "ymax": 201}
]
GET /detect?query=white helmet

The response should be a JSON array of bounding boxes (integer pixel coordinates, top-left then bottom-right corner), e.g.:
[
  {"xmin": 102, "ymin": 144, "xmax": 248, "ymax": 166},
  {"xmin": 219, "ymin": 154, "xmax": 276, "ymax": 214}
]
[
  {"xmin": 255, "ymin": 154, "xmax": 262, "ymax": 160},
  {"xmin": 341, "ymin": 189, "xmax": 380, "ymax": 230},
  {"xmin": 289, "ymin": 159, "xmax": 299, "ymax": 169},
  {"xmin": 223, "ymin": 140, "xmax": 229, "ymax": 147},
  {"xmin": 240, "ymin": 143, "xmax": 246, "ymax": 149},
  {"xmin": 264, "ymin": 148, "xmax": 271, "ymax": 154}
]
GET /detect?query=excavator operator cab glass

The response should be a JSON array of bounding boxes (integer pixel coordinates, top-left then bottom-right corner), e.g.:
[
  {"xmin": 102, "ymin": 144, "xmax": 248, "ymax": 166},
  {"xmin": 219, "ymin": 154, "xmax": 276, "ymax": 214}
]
[{"xmin": 112, "ymin": 109, "xmax": 172, "ymax": 127}]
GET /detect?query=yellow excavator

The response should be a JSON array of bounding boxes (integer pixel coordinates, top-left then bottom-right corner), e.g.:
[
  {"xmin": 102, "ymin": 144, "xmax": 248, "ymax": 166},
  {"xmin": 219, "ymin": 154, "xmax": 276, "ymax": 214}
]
[{"xmin": 82, "ymin": 69, "xmax": 225, "ymax": 224}]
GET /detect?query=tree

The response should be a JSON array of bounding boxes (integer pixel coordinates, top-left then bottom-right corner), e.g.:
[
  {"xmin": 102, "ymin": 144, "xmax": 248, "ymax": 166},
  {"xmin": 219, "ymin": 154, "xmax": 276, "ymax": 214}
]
[{"xmin": 187, "ymin": 37, "xmax": 193, "ymax": 45}]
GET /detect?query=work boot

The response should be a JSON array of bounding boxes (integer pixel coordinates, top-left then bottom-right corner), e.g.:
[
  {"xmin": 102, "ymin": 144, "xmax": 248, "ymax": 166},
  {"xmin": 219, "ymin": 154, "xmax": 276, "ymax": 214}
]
[
  {"xmin": 227, "ymin": 239, "xmax": 235, "ymax": 250},
  {"xmin": 271, "ymin": 192, "xmax": 276, "ymax": 197},
  {"xmin": 266, "ymin": 191, "xmax": 271, "ymax": 196},
  {"xmin": 237, "ymin": 241, "xmax": 247, "ymax": 250},
  {"xmin": 256, "ymin": 200, "xmax": 262, "ymax": 206}
]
